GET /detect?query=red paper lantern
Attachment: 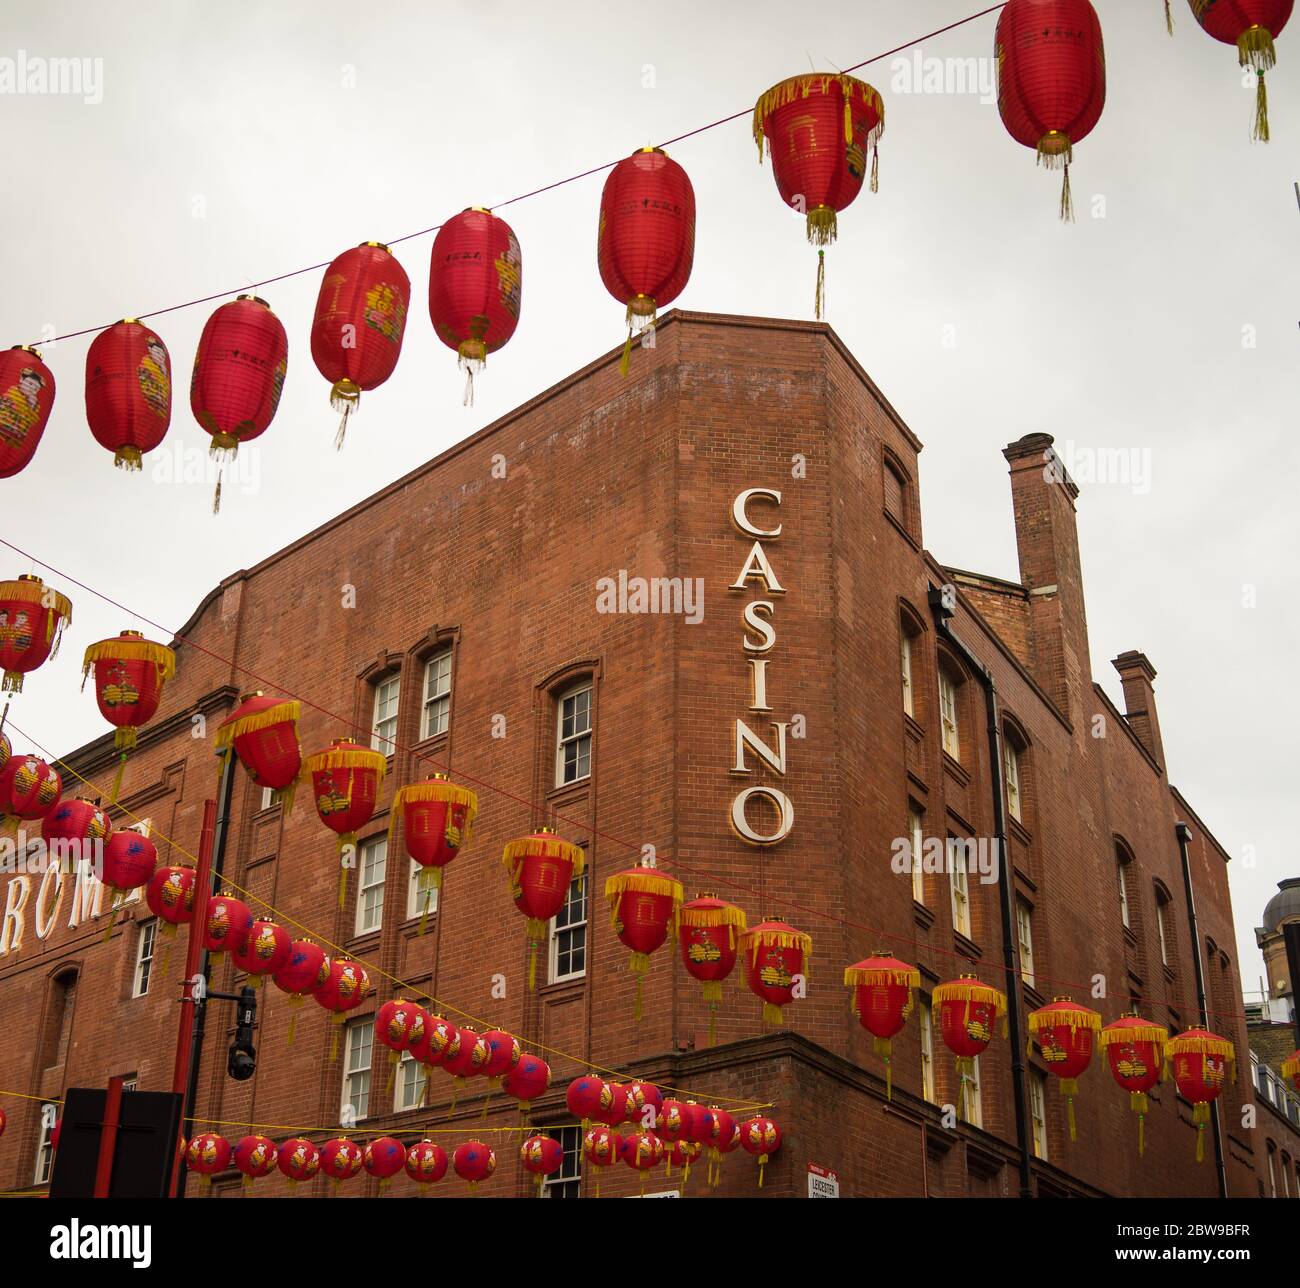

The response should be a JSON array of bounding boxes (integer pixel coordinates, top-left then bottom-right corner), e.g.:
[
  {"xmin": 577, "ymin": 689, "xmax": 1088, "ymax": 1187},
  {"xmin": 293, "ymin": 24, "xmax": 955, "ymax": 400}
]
[
  {"xmin": 233, "ymin": 1134, "xmax": 278, "ymax": 1188},
  {"xmin": 933, "ymin": 976, "xmax": 1008, "ymax": 1120},
  {"xmin": 502, "ymin": 829, "xmax": 585, "ymax": 987},
  {"xmin": 657, "ymin": 1098, "xmax": 690, "ymax": 1144},
  {"xmin": 520, "ymin": 1134, "xmax": 565, "ymax": 1190},
  {"xmin": 428, "ymin": 207, "xmax": 522, "ymax": 404},
  {"xmin": 363, "ymin": 1136, "xmax": 406, "ymax": 1183},
  {"xmin": 375, "ymin": 998, "xmax": 429, "ymax": 1073},
  {"xmin": 0, "ymin": 754, "xmax": 61, "ymax": 820},
  {"xmin": 391, "ymin": 775, "xmax": 478, "ymax": 893},
  {"xmin": 230, "ymin": 919, "xmax": 291, "ymax": 982},
  {"xmin": 665, "ymin": 1138, "xmax": 701, "ymax": 1187},
  {"xmin": 1283, "ymin": 1051, "xmax": 1300, "ymax": 1094},
  {"xmin": 443, "ymin": 1028, "xmax": 490, "ymax": 1110},
  {"xmin": 101, "ymin": 830, "xmax": 158, "ymax": 899},
  {"xmin": 0, "ymin": 1107, "xmax": 7, "ymax": 1138},
  {"xmin": 567, "ymin": 1075, "xmax": 605, "ymax": 1129},
  {"xmin": 85, "ymin": 320, "xmax": 172, "ymax": 470},
  {"xmin": 215, "ymin": 693, "xmax": 302, "ymax": 808},
  {"xmin": 277, "ymin": 1137, "xmax": 320, "ymax": 1186},
  {"xmin": 306, "ymin": 738, "xmax": 386, "ymax": 907},
  {"xmin": 596, "ymin": 1081, "xmax": 631, "ymax": 1128},
  {"xmin": 201, "ymin": 892, "xmax": 253, "ymax": 961},
  {"xmin": 320, "ymin": 1137, "xmax": 365, "ymax": 1184},
  {"xmin": 623, "ymin": 1129, "xmax": 664, "ymax": 1193},
  {"xmin": 315, "ymin": 958, "xmax": 371, "ymax": 1059},
  {"xmin": 844, "ymin": 955, "xmax": 920, "ymax": 1099},
  {"xmin": 0, "ymin": 730, "xmax": 8, "ymax": 777},
  {"xmin": 0, "ymin": 574, "xmax": 72, "ymax": 693},
  {"xmin": 185, "ymin": 1132, "xmax": 232, "ymax": 1180},
  {"xmin": 604, "ymin": 865, "xmax": 683, "ymax": 1020},
  {"xmin": 582, "ymin": 1126, "xmax": 618, "ymax": 1195},
  {"xmin": 1029, "ymin": 998, "xmax": 1101, "ymax": 1141},
  {"xmin": 405, "ymin": 1139, "xmax": 448, "ymax": 1189},
  {"xmin": 1098, "ymin": 1013, "xmax": 1169, "ymax": 1156},
  {"xmin": 190, "ymin": 295, "xmax": 288, "ymax": 511},
  {"xmin": 597, "ymin": 147, "xmax": 695, "ymax": 374},
  {"xmin": 624, "ymin": 1081, "xmax": 664, "ymax": 1132},
  {"xmin": 995, "ymin": 0, "xmax": 1107, "ymax": 221},
  {"xmin": 501, "ymin": 1053, "xmax": 550, "ymax": 1112},
  {"xmin": 1166, "ymin": 1027, "xmax": 1236, "ymax": 1162},
  {"xmin": 452, "ymin": 1139, "xmax": 497, "ymax": 1191},
  {"xmin": 273, "ymin": 939, "xmax": 330, "ymax": 1044},
  {"xmin": 1189, "ymin": 0, "xmax": 1293, "ymax": 140},
  {"xmin": 680, "ymin": 894, "xmax": 746, "ymax": 1043},
  {"xmin": 753, "ymin": 73, "xmax": 885, "ymax": 317},
  {"xmin": 145, "ymin": 863, "xmax": 196, "ymax": 927},
  {"xmin": 42, "ymin": 799, "xmax": 112, "ymax": 852},
  {"xmin": 740, "ymin": 1115, "xmax": 782, "ymax": 1188},
  {"xmin": 741, "ymin": 919, "xmax": 812, "ymax": 1026},
  {"xmin": 703, "ymin": 1106, "xmax": 738, "ymax": 1188},
  {"xmin": 0, "ymin": 345, "xmax": 55, "ymax": 477},
  {"xmin": 482, "ymin": 1030, "xmax": 521, "ymax": 1082},
  {"xmin": 410, "ymin": 1014, "xmax": 458, "ymax": 1071},
  {"xmin": 310, "ymin": 241, "xmax": 410, "ymax": 448}
]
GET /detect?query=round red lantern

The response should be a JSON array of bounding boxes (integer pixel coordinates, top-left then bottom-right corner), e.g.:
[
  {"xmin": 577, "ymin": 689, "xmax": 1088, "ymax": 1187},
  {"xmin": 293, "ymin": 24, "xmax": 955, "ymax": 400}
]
[
  {"xmin": 844, "ymin": 955, "xmax": 921, "ymax": 1099},
  {"xmin": 272, "ymin": 939, "xmax": 330, "ymax": 1043},
  {"xmin": 145, "ymin": 863, "xmax": 195, "ymax": 928},
  {"xmin": 567, "ymin": 1075, "xmax": 605, "ymax": 1129},
  {"xmin": 753, "ymin": 73, "xmax": 885, "ymax": 317},
  {"xmin": 215, "ymin": 693, "xmax": 302, "ymax": 808},
  {"xmin": 190, "ymin": 295, "xmax": 288, "ymax": 511},
  {"xmin": 995, "ymin": 0, "xmax": 1107, "ymax": 221},
  {"xmin": 1029, "ymin": 998, "xmax": 1101, "ymax": 1141},
  {"xmin": 0, "ymin": 730, "xmax": 9, "ymax": 777},
  {"xmin": 391, "ymin": 775, "xmax": 478, "ymax": 893},
  {"xmin": 0, "ymin": 345, "xmax": 55, "ymax": 477},
  {"xmin": 624, "ymin": 1081, "xmax": 664, "ymax": 1132},
  {"xmin": 185, "ymin": 1132, "xmax": 231, "ymax": 1183},
  {"xmin": 306, "ymin": 738, "xmax": 386, "ymax": 907},
  {"xmin": 596, "ymin": 1081, "xmax": 631, "ymax": 1128},
  {"xmin": 1098, "ymin": 1013, "xmax": 1168, "ymax": 1156},
  {"xmin": 520, "ymin": 1133, "xmax": 564, "ymax": 1190},
  {"xmin": 0, "ymin": 574, "xmax": 72, "ymax": 693},
  {"xmin": 704, "ymin": 1106, "xmax": 738, "ymax": 1189},
  {"xmin": 623, "ymin": 1129, "xmax": 664, "ymax": 1193},
  {"xmin": 1166, "ymin": 1027, "xmax": 1236, "ymax": 1162},
  {"xmin": 315, "ymin": 958, "xmax": 371, "ymax": 1059},
  {"xmin": 1283, "ymin": 1051, "xmax": 1300, "ymax": 1095},
  {"xmin": 277, "ymin": 1137, "xmax": 320, "ymax": 1186},
  {"xmin": 410, "ymin": 1014, "xmax": 458, "ymax": 1073},
  {"xmin": 657, "ymin": 1098, "xmax": 690, "ymax": 1144},
  {"xmin": 452, "ymin": 1139, "xmax": 496, "ymax": 1191},
  {"xmin": 1189, "ymin": 0, "xmax": 1292, "ymax": 140},
  {"xmin": 0, "ymin": 753, "xmax": 61, "ymax": 821},
  {"xmin": 405, "ymin": 1139, "xmax": 448, "ymax": 1189},
  {"xmin": 85, "ymin": 320, "xmax": 172, "ymax": 469},
  {"xmin": 597, "ymin": 147, "xmax": 695, "ymax": 375},
  {"xmin": 428, "ymin": 207, "xmax": 522, "ymax": 405},
  {"xmin": 230, "ymin": 918, "xmax": 291, "ymax": 983},
  {"xmin": 101, "ymin": 830, "xmax": 158, "ymax": 900},
  {"xmin": 443, "ymin": 1028, "xmax": 490, "ymax": 1111},
  {"xmin": 933, "ymin": 976, "xmax": 1008, "ymax": 1119},
  {"xmin": 502, "ymin": 829, "xmax": 585, "ymax": 988},
  {"xmin": 42, "ymin": 800, "xmax": 112, "ymax": 866},
  {"xmin": 501, "ymin": 1053, "xmax": 550, "ymax": 1114},
  {"xmin": 680, "ymin": 894, "xmax": 746, "ymax": 1043},
  {"xmin": 376, "ymin": 998, "xmax": 429, "ymax": 1083},
  {"xmin": 604, "ymin": 865, "xmax": 684, "ymax": 1020},
  {"xmin": 310, "ymin": 241, "xmax": 410, "ymax": 448},
  {"xmin": 233, "ymin": 1134, "xmax": 277, "ymax": 1189},
  {"xmin": 202, "ymin": 892, "xmax": 253, "ymax": 963},
  {"xmin": 320, "ymin": 1137, "xmax": 365, "ymax": 1185},
  {"xmin": 741, "ymin": 918, "xmax": 812, "ymax": 1026},
  {"xmin": 582, "ymin": 1126, "xmax": 618, "ymax": 1195},
  {"xmin": 740, "ymin": 1115, "xmax": 782, "ymax": 1188},
  {"xmin": 482, "ymin": 1029, "xmax": 521, "ymax": 1083},
  {"xmin": 363, "ymin": 1135, "xmax": 406, "ymax": 1185}
]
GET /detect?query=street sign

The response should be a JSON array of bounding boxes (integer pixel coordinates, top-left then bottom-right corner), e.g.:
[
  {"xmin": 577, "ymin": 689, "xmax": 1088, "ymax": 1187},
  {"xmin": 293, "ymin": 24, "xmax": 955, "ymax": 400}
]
[{"xmin": 807, "ymin": 1162, "xmax": 839, "ymax": 1198}]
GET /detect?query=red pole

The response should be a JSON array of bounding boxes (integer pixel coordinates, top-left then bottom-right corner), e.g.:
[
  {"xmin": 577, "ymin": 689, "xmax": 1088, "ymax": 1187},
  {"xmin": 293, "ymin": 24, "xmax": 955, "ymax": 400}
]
[
  {"xmin": 168, "ymin": 798, "xmax": 216, "ymax": 1196},
  {"xmin": 94, "ymin": 1076, "xmax": 124, "ymax": 1198}
]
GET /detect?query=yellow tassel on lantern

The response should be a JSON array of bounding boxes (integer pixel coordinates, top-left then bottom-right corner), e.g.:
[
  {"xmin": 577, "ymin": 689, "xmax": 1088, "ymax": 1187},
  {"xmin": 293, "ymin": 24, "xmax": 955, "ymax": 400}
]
[
  {"xmin": 329, "ymin": 378, "xmax": 361, "ymax": 450},
  {"xmin": 814, "ymin": 249, "xmax": 826, "ymax": 320},
  {"xmin": 1165, "ymin": 0, "xmax": 1174, "ymax": 36}
]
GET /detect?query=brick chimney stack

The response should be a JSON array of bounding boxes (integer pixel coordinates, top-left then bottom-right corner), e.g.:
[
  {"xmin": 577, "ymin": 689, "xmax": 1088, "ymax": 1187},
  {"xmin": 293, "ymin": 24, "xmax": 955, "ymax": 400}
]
[
  {"xmin": 1112, "ymin": 650, "xmax": 1165, "ymax": 770},
  {"xmin": 1002, "ymin": 433, "xmax": 1091, "ymax": 724}
]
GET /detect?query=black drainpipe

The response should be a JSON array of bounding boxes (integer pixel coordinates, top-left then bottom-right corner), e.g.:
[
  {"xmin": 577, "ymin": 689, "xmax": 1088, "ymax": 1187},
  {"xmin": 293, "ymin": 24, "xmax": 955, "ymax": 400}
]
[{"xmin": 929, "ymin": 584, "xmax": 1034, "ymax": 1200}]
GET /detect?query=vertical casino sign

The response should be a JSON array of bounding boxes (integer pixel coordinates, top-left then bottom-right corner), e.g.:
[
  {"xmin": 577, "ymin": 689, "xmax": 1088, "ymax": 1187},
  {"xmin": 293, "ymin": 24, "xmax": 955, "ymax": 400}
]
[{"xmin": 728, "ymin": 488, "xmax": 794, "ymax": 847}]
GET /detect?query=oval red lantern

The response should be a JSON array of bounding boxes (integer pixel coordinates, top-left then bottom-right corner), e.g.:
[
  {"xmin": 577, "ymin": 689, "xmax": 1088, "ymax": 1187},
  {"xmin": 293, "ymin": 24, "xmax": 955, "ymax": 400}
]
[
  {"xmin": 566, "ymin": 1074, "xmax": 605, "ymax": 1129},
  {"xmin": 1166, "ymin": 1027, "xmax": 1236, "ymax": 1162},
  {"xmin": 520, "ymin": 1133, "xmax": 564, "ymax": 1190},
  {"xmin": 85, "ymin": 320, "xmax": 172, "ymax": 469},
  {"xmin": 42, "ymin": 799, "xmax": 112, "ymax": 852},
  {"xmin": 753, "ymin": 73, "xmax": 885, "ymax": 317},
  {"xmin": 0, "ymin": 753, "xmax": 62, "ymax": 820},
  {"xmin": 191, "ymin": 295, "xmax": 288, "ymax": 511},
  {"xmin": 185, "ymin": 1132, "xmax": 231, "ymax": 1182},
  {"xmin": 501, "ymin": 1052, "xmax": 550, "ymax": 1114},
  {"xmin": 703, "ymin": 1106, "xmax": 738, "ymax": 1189},
  {"xmin": 315, "ymin": 958, "xmax": 371, "ymax": 1059},
  {"xmin": 597, "ymin": 147, "xmax": 695, "ymax": 374},
  {"xmin": 604, "ymin": 865, "xmax": 684, "ymax": 1020},
  {"xmin": 0, "ymin": 344, "xmax": 54, "ymax": 477},
  {"xmin": 405, "ymin": 1139, "xmax": 448, "ymax": 1189},
  {"xmin": 1029, "ymin": 997, "xmax": 1101, "ymax": 1141},
  {"xmin": 428, "ymin": 208, "xmax": 522, "ymax": 405},
  {"xmin": 1189, "ymin": 0, "xmax": 1292, "ymax": 140},
  {"xmin": 145, "ymin": 863, "xmax": 196, "ymax": 927},
  {"xmin": 443, "ymin": 1027, "xmax": 490, "ymax": 1111},
  {"xmin": 230, "ymin": 918, "xmax": 291, "ymax": 982},
  {"xmin": 657, "ymin": 1098, "xmax": 690, "ymax": 1144},
  {"xmin": 277, "ymin": 1137, "xmax": 320, "ymax": 1186},
  {"xmin": 391, "ymin": 775, "xmax": 478, "ymax": 893},
  {"xmin": 320, "ymin": 1137, "xmax": 365, "ymax": 1185},
  {"xmin": 310, "ymin": 241, "xmax": 410, "ymax": 448},
  {"xmin": 375, "ymin": 998, "xmax": 429, "ymax": 1076},
  {"xmin": 101, "ymin": 830, "xmax": 158, "ymax": 900},
  {"xmin": 1098, "ymin": 1013, "xmax": 1169, "ymax": 1156},
  {"xmin": 844, "ymin": 955, "xmax": 921, "ymax": 1099},
  {"xmin": 362, "ymin": 1135, "xmax": 406, "ymax": 1184},
  {"xmin": 0, "ymin": 574, "xmax": 72, "ymax": 694},
  {"xmin": 680, "ymin": 894, "xmax": 746, "ymax": 1044},
  {"xmin": 624, "ymin": 1081, "xmax": 664, "ymax": 1132},
  {"xmin": 933, "ymin": 976, "xmax": 1008, "ymax": 1120},
  {"xmin": 201, "ymin": 892, "xmax": 253, "ymax": 962},
  {"xmin": 233, "ymin": 1134, "xmax": 278, "ymax": 1189},
  {"xmin": 596, "ymin": 1081, "xmax": 631, "ymax": 1128},
  {"xmin": 306, "ymin": 738, "xmax": 386, "ymax": 908},
  {"xmin": 995, "ymin": 0, "xmax": 1107, "ymax": 221},
  {"xmin": 215, "ymin": 693, "xmax": 302, "ymax": 808},
  {"xmin": 502, "ymin": 829, "xmax": 585, "ymax": 988},
  {"xmin": 481, "ymin": 1029, "xmax": 521, "ymax": 1082},
  {"xmin": 272, "ymin": 938, "xmax": 330, "ymax": 1043},
  {"xmin": 453, "ymin": 1138, "xmax": 497, "ymax": 1191},
  {"xmin": 740, "ymin": 918, "xmax": 812, "ymax": 1026},
  {"xmin": 623, "ymin": 1129, "xmax": 664, "ymax": 1193},
  {"xmin": 409, "ymin": 1013, "xmax": 458, "ymax": 1073},
  {"xmin": 582, "ymin": 1126, "xmax": 618, "ymax": 1195},
  {"xmin": 740, "ymin": 1115, "xmax": 782, "ymax": 1188}
]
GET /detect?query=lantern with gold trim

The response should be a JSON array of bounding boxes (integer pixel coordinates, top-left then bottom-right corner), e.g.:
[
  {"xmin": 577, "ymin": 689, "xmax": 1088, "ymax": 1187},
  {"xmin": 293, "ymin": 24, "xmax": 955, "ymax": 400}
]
[
  {"xmin": 1028, "ymin": 997, "xmax": 1101, "ymax": 1141},
  {"xmin": 582, "ymin": 1126, "xmax": 619, "ymax": 1196},
  {"xmin": 741, "ymin": 918, "xmax": 812, "ymax": 1027},
  {"xmin": 502, "ymin": 1053, "xmax": 551, "ymax": 1117},
  {"xmin": 145, "ymin": 862, "xmax": 195, "ymax": 935},
  {"xmin": 520, "ymin": 1134, "xmax": 564, "ymax": 1191},
  {"xmin": 201, "ymin": 891, "xmax": 253, "ymax": 966},
  {"xmin": 657, "ymin": 1098, "xmax": 690, "ymax": 1147},
  {"xmin": 391, "ymin": 773, "xmax": 478, "ymax": 898},
  {"xmin": 567, "ymin": 1075, "xmax": 605, "ymax": 1131},
  {"xmin": 320, "ymin": 1137, "xmax": 365, "ymax": 1188},
  {"xmin": 625, "ymin": 1081, "xmax": 664, "ymax": 1132},
  {"xmin": 452, "ymin": 1139, "xmax": 496, "ymax": 1192},
  {"xmin": 0, "ymin": 345, "xmax": 55, "ymax": 478},
  {"xmin": 739, "ymin": 1115, "xmax": 782, "ymax": 1189},
  {"xmin": 680, "ymin": 894, "xmax": 747, "ymax": 1043},
  {"xmin": 363, "ymin": 1136, "xmax": 406, "ymax": 1192},
  {"xmin": 0, "ymin": 753, "xmax": 61, "ymax": 822},
  {"xmin": 753, "ymin": 73, "xmax": 885, "ymax": 317},
  {"xmin": 277, "ymin": 1137, "xmax": 320, "ymax": 1187},
  {"xmin": 233, "ymin": 1134, "xmax": 278, "ymax": 1190},
  {"xmin": 933, "ymin": 976, "xmax": 1008, "ymax": 1119},
  {"xmin": 1188, "ymin": 0, "xmax": 1292, "ymax": 141},
  {"xmin": 306, "ymin": 738, "xmax": 386, "ymax": 908},
  {"xmin": 1166, "ymin": 1027, "xmax": 1236, "ymax": 1162},
  {"xmin": 405, "ymin": 1139, "xmax": 448, "ymax": 1190},
  {"xmin": 1283, "ymin": 1050, "xmax": 1300, "ymax": 1094},
  {"xmin": 1098, "ymin": 1013, "xmax": 1168, "ymax": 1156},
  {"xmin": 0, "ymin": 731, "xmax": 8, "ymax": 778},
  {"xmin": 314, "ymin": 957, "xmax": 371, "ymax": 1059},
  {"xmin": 502, "ymin": 828, "xmax": 585, "ymax": 988},
  {"xmin": 604, "ymin": 864, "xmax": 684, "ymax": 1021},
  {"xmin": 85, "ymin": 319, "xmax": 172, "ymax": 470},
  {"xmin": 409, "ymin": 1013, "xmax": 458, "ymax": 1089},
  {"xmin": 272, "ymin": 938, "xmax": 330, "ymax": 1043},
  {"xmin": 704, "ymin": 1106, "xmax": 739, "ymax": 1188},
  {"xmin": 844, "ymin": 954, "xmax": 920, "ymax": 1099},
  {"xmin": 42, "ymin": 799, "xmax": 112, "ymax": 854},
  {"xmin": 443, "ymin": 1026, "xmax": 490, "ymax": 1112},
  {"xmin": 185, "ymin": 1132, "xmax": 231, "ymax": 1187},
  {"xmin": 375, "ymin": 997, "xmax": 429, "ymax": 1088},
  {"xmin": 623, "ymin": 1129, "xmax": 665, "ymax": 1194},
  {"xmin": 215, "ymin": 693, "xmax": 302, "ymax": 809},
  {"xmin": 0, "ymin": 574, "xmax": 72, "ymax": 693},
  {"xmin": 230, "ymin": 918, "xmax": 291, "ymax": 986},
  {"xmin": 101, "ymin": 830, "xmax": 158, "ymax": 905}
]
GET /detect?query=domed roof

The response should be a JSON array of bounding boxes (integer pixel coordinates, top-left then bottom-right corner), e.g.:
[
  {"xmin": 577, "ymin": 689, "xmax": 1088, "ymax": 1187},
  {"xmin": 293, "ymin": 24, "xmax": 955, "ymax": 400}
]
[{"xmin": 1263, "ymin": 878, "xmax": 1300, "ymax": 932}]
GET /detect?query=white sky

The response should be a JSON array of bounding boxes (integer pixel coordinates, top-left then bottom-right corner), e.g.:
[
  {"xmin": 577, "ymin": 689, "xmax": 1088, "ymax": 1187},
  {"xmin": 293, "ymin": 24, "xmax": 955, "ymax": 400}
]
[{"xmin": 2, "ymin": 0, "xmax": 1296, "ymax": 990}]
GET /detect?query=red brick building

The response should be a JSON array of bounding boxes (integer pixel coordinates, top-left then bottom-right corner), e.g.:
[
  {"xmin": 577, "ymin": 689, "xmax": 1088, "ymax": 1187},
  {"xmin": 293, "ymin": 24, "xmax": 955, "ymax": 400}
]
[{"xmin": 0, "ymin": 311, "xmax": 1273, "ymax": 1197}]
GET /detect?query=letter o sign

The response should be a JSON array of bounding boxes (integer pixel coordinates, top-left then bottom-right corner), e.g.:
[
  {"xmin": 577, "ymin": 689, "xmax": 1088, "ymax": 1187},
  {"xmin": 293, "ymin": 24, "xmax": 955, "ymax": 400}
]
[{"xmin": 730, "ymin": 786, "xmax": 795, "ymax": 847}]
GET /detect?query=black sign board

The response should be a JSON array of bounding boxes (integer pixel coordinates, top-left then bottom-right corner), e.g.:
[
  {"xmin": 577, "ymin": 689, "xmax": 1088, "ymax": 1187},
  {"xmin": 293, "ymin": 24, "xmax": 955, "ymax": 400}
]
[{"xmin": 48, "ymin": 1087, "xmax": 183, "ymax": 1199}]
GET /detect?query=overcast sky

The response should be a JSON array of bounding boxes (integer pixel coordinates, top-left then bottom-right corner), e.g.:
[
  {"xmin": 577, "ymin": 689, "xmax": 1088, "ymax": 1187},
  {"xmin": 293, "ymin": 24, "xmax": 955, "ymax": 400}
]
[{"xmin": 2, "ymin": 0, "xmax": 1295, "ymax": 990}]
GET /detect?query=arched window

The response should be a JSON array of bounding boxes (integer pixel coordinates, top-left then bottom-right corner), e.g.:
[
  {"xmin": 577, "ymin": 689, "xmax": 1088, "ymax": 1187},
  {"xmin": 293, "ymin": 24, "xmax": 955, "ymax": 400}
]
[
  {"xmin": 44, "ymin": 970, "xmax": 78, "ymax": 1071},
  {"xmin": 937, "ymin": 653, "xmax": 967, "ymax": 764},
  {"xmin": 899, "ymin": 603, "xmax": 925, "ymax": 721},
  {"xmin": 1002, "ymin": 717, "xmax": 1031, "ymax": 827}
]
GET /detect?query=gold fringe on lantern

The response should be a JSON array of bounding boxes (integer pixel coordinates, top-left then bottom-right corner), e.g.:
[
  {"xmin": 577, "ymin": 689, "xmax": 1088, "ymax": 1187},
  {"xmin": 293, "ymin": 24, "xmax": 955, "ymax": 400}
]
[
  {"xmin": 604, "ymin": 870, "xmax": 684, "ymax": 922},
  {"xmin": 1028, "ymin": 1002, "xmax": 1101, "ymax": 1037},
  {"xmin": 329, "ymin": 379, "xmax": 361, "ymax": 451},
  {"xmin": 1237, "ymin": 24, "xmax": 1278, "ymax": 74},
  {"xmin": 1036, "ymin": 132, "xmax": 1075, "ymax": 224},
  {"xmin": 1165, "ymin": 0, "xmax": 1174, "ymax": 36},
  {"xmin": 752, "ymin": 73, "xmax": 886, "ymax": 164},
  {"xmin": 741, "ymin": 923, "xmax": 813, "ymax": 965},
  {"xmin": 0, "ymin": 578, "xmax": 73, "ymax": 656},
  {"xmin": 619, "ymin": 296, "xmax": 657, "ymax": 378},
  {"xmin": 806, "ymin": 205, "xmax": 837, "ymax": 247},
  {"xmin": 844, "ymin": 961, "xmax": 921, "ymax": 989},
  {"xmin": 870, "ymin": 143, "xmax": 879, "ymax": 194},
  {"xmin": 680, "ymin": 901, "xmax": 746, "ymax": 934},
  {"xmin": 1282, "ymin": 1053, "xmax": 1300, "ymax": 1083},
  {"xmin": 458, "ymin": 339, "xmax": 487, "ymax": 407},
  {"xmin": 114, "ymin": 445, "xmax": 143, "ymax": 471},
  {"xmin": 932, "ymin": 976, "xmax": 1007, "ymax": 1018},
  {"xmin": 390, "ymin": 779, "xmax": 479, "ymax": 846},
  {"xmin": 81, "ymin": 636, "xmax": 176, "ymax": 689},
  {"xmin": 214, "ymin": 699, "xmax": 301, "ymax": 750},
  {"xmin": 814, "ymin": 249, "xmax": 826, "ymax": 320},
  {"xmin": 1165, "ymin": 1029, "xmax": 1237, "ymax": 1070},
  {"xmin": 1098, "ymin": 1020, "xmax": 1169, "ymax": 1052},
  {"xmin": 501, "ymin": 833, "xmax": 586, "ymax": 873},
  {"xmin": 305, "ymin": 742, "xmax": 387, "ymax": 783},
  {"xmin": 1253, "ymin": 70, "xmax": 1270, "ymax": 143}
]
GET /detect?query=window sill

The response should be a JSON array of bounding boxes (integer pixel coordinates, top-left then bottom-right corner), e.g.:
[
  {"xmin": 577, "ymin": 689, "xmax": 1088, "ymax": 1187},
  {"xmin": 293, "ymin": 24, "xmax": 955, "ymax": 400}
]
[
  {"xmin": 409, "ymin": 732, "xmax": 449, "ymax": 767},
  {"xmin": 942, "ymin": 752, "xmax": 970, "ymax": 787},
  {"xmin": 912, "ymin": 900, "xmax": 935, "ymax": 932},
  {"xmin": 904, "ymin": 713, "xmax": 924, "ymax": 744},
  {"xmin": 345, "ymin": 928, "xmax": 382, "ymax": 958},
  {"xmin": 953, "ymin": 930, "xmax": 982, "ymax": 962},
  {"xmin": 1008, "ymin": 816, "xmax": 1031, "ymax": 847},
  {"xmin": 884, "ymin": 508, "xmax": 920, "ymax": 551},
  {"xmin": 537, "ymin": 974, "xmax": 586, "ymax": 999},
  {"xmin": 399, "ymin": 913, "xmax": 438, "ymax": 939},
  {"xmin": 1021, "ymin": 981, "xmax": 1045, "ymax": 1012}
]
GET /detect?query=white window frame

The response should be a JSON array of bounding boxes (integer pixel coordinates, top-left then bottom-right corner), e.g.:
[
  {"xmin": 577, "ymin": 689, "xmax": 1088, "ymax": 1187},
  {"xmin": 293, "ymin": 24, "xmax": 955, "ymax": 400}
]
[
  {"xmin": 919, "ymin": 1001, "xmax": 935, "ymax": 1103},
  {"xmin": 133, "ymin": 919, "xmax": 157, "ymax": 998},
  {"xmin": 964, "ymin": 1055, "xmax": 983, "ymax": 1129},
  {"xmin": 34, "ymin": 1102, "xmax": 58, "ymax": 1184},
  {"xmin": 901, "ymin": 632, "xmax": 914, "ymax": 718},
  {"xmin": 1004, "ymin": 739, "xmax": 1022, "ymax": 823},
  {"xmin": 949, "ymin": 839, "xmax": 970, "ymax": 939},
  {"xmin": 421, "ymin": 649, "xmax": 453, "ymax": 740},
  {"xmin": 549, "ymin": 876, "xmax": 588, "ymax": 984},
  {"xmin": 541, "ymin": 1125, "xmax": 583, "ymax": 1198},
  {"xmin": 394, "ymin": 1048, "xmax": 427, "ymax": 1113},
  {"xmin": 1029, "ymin": 1070, "xmax": 1048, "ymax": 1160},
  {"xmin": 909, "ymin": 808, "xmax": 925, "ymax": 906},
  {"xmin": 371, "ymin": 674, "xmax": 401, "ymax": 755},
  {"xmin": 341, "ymin": 1018, "xmax": 373, "ymax": 1123},
  {"xmin": 1016, "ymin": 898, "xmax": 1035, "ymax": 988},
  {"xmin": 355, "ymin": 835, "xmax": 387, "ymax": 936},
  {"xmin": 406, "ymin": 859, "xmax": 439, "ymax": 922},
  {"xmin": 939, "ymin": 670, "xmax": 960, "ymax": 759},
  {"xmin": 1118, "ymin": 860, "xmax": 1131, "ymax": 929},
  {"xmin": 555, "ymin": 683, "xmax": 593, "ymax": 788},
  {"xmin": 260, "ymin": 786, "xmax": 275, "ymax": 811},
  {"xmin": 1156, "ymin": 896, "xmax": 1169, "ymax": 967}
]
